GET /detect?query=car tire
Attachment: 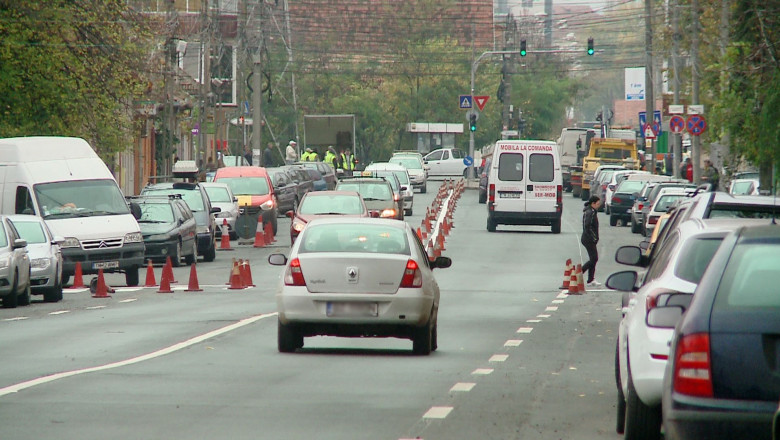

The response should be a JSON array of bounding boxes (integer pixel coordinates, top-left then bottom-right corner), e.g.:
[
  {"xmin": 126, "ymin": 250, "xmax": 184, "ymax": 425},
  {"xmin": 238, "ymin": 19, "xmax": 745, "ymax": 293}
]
[
  {"xmin": 405, "ymin": 208, "xmax": 413, "ymax": 216},
  {"xmin": 125, "ymin": 266, "xmax": 140, "ymax": 287},
  {"xmin": 278, "ymin": 319, "xmax": 302, "ymax": 353},
  {"xmin": 18, "ymin": 273, "xmax": 31, "ymax": 306},
  {"xmin": 551, "ymin": 219, "xmax": 561, "ymax": 234},
  {"xmin": 44, "ymin": 266, "xmax": 63, "ymax": 302},
  {"xmin": 625, "ymin": 350, "xmax": 662, "ymax": 440},
  {"xmin": 172, "ymin": 241, "xmax": 182, "ymax": 267},
  {"xmin": 487, "ymin": 217, "xmax": 497, "ymax": 233},
  {"xmin": 412, "ymin": 319, "xmax": 433, "ymax": 355},
  {"xmin": 204, "ymin": 241, "xmax": 216, "ymax": 262},
  {"xmin": 184, "ymin": 241, "xmax": 197, "ymax": 265},
  {"xmin": 478, "ymin": 192, "xmax": 487, "ymax": 204},
  {"xmin": 630, "ymin": 218, "xmax": 640, "ymax": 234},
  {"xmin": 610, "ymin": 215, "xmax": 618, "ymax": 227},
  {"xmin": 3, "ymin": 273, "xmax": 19, "ymax": 308},
  {"xmin": 420, "ymin": 184, "xmax": 427, "ymax": 194},
  {"xmin": 616, "ymin": 339, "xmax": 626, "ymax": 434},
  {"xmin": 581, "ymin": 189, "xmax": 590, "ymax": 201},
  {"xmin": 431, "ymin": 320, "xmax": 438, "ymax": 352}
]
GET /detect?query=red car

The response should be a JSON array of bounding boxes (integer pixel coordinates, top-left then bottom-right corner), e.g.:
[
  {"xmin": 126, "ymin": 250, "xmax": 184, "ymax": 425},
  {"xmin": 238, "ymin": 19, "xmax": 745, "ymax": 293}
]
[
  {"xmin": 287, "ymin": 191, "xmax": 372, "ymax": 244},
  {"xmin": 213, "ymin": 166, "xmax": 278, "ymax": 234}
]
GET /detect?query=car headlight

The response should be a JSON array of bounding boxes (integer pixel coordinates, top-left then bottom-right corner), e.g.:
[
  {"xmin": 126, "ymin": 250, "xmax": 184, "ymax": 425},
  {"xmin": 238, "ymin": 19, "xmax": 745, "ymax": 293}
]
[
  {"xmin": 31, "ymin": 258, "xmax": 51, "ymax": 269},
  {"xmin": 60, "ymin": 237, "xmax": 81, "ymax": 248},
  {"xmin": 124, "ymin": 232, "xmax": 143, "ymax": 243},
  {"xmin": 197, "ymin": 225, "xmax": 210, "ymax": 234},
  {"xmin": 260, "ymin": 199, "xmax": 275, "ymax": 211},
  {"xmin": 292, "ymin": 220, "xmax": 306, "ymax": 232}
]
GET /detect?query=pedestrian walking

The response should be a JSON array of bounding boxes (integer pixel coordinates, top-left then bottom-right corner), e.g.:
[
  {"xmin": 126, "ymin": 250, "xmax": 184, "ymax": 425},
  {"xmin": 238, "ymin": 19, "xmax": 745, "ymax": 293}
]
[
  {"xmin": 243, "ymin": 146, "xmax": 253, "ymax": 166},
  {"xmin": 263, "ymin": 143, "xmax": 275, "ymax": 167},
  {"xmin": 581, "ymin": 195, "xmax": 602, "ymax": 287},
  {"xmin": 285, "ymin": 140, "xmax": 297, "ymax": 165},
  {"xmin": 701, "ymin": 159, "xmax": 720, "ymax": 190}
]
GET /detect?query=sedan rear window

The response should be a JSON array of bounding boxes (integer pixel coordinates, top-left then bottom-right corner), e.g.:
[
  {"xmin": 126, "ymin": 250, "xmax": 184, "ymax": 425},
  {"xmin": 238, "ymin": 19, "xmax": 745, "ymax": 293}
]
[
  {"xmin": 300, "ymin": 224, "xmax": 409, "ymax": 254},
  {"xmin": 673, "ymin": 237, "xmax": 724, "ymax": 283},
  {"xmin": 299, "ymin": 195, "xmax": 363, "ymax": 215},
  {"xmin": 715, "ymin": 243, "xmax": 780, "ymax": 308}
]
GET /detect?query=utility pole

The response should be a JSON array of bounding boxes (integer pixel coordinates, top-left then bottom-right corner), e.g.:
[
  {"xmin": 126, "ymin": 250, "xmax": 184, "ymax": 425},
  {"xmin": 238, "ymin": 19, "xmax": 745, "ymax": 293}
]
[
  {"xmin": 251, "ymin": 3, "xmax": 264, "ymax": 158},
  {"xmin": 671, "ymin": 0, "xmax": 682, "ymax": 179},
  {"xmin": 501, "ymin": 15, "xmax": 515, "ymax": 136},
  {"xmin": 644, "ymin": 0, "xmax": 655, "ymax": 173},
  {"xmin": 691, "ymin": 0, "xmax": 701, "ymax": 184},
  {"xmin": 199, "ymin": 0, "xmax": 211, "ymax": 164}
]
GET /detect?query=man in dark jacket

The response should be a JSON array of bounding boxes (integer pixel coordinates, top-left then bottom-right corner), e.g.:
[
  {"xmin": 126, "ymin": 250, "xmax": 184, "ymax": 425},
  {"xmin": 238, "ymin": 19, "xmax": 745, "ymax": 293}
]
[
  {"xmin": 581, "ymin": 195, "xmax": 602, "ymax": 287},
  {"xmin": 263, "ymin": 144, "xmax": 275, "ymax": 167}
]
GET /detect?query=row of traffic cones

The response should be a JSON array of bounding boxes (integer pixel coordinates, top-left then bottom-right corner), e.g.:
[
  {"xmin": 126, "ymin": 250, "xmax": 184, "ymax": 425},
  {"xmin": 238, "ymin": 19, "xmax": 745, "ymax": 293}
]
[
  {"xmin": 559, "ymin": 259, "xmax": 586, "ymax": 294},
  {"xmin": 219, "ymin": 217, "xmax": 277, "ymax": 251},
  {"xmin": 227, "ymin": 258, "xmax": 254, "ymax": 289},
  {"xmin": 419, "ymin": 179, "xmax": 466, "ymax": 259}
]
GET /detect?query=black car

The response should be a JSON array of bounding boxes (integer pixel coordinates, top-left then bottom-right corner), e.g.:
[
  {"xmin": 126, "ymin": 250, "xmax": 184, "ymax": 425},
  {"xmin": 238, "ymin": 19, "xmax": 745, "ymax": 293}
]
[
  {"xmin": 141, "ymin": 182, "xmax": 219, "ymax": 262},
  {"xmin": 284, "ymin": 166, "xmax": 315, "ymax": 202},
  {"xmin": 266, "ymin": 167, "xmax": 300, "ymax": 215},
  {"xmin": 609, "ymin": 179, "xmax": 649, "ymax": 226},
  {"xmin": 131, "ymin": 195, "xmax": 198, "ymax": 266},
  {"xmin": 662, "ymin": 223, "xmax": 780, "ymax": 439},
  {"xmin": 295, "ymin": 161, "xmax": 337, "ymax": 190}
]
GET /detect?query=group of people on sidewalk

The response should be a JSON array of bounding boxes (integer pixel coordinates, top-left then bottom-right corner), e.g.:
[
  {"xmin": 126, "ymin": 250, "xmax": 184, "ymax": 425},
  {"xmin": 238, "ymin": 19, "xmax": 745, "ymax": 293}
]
[{"xmin": 679, "ymin": 157, "xmax": 720, "ymax": 189}]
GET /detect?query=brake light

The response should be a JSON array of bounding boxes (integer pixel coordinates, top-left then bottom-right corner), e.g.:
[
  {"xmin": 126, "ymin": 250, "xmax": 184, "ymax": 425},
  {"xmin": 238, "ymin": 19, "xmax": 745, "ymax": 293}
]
[
  {"xmin": 556, "ymin": 185, "xmax": 563, "ymax": 213},
  {"xmin": 637, "ymin": 203, "xmax": 644, "ymax": 210},
  {"xmin": 400, "ymin": 259, "xmax": 422, "ymax": 288},
  {"xmin": 284, "ymin": 258, "xmax": 307, "ymax": 286},
  {"xmin": 488, "ymin": 183, "xmax": 495, "ymax": 203},
  {"xmin": 673, "ymin": 333, "xmax": 713, "ymax": 397},
  {"xmin": 601, "ymin": 184, "xmax": 607, "ymax": 191},
  {"xmin": 380, "ymin": 209, "xmax": 397, "ymax": 218},
  {"xmin": 612, "ymin": 196, "xmax": 622, "ymax": 204},
  {"xmin": 393, "ymin": 194, "xmax": 400, "ymax": 202},
  {"xmin": 648, "ymin": 216, "xmax": 658, "ymax": 225}
]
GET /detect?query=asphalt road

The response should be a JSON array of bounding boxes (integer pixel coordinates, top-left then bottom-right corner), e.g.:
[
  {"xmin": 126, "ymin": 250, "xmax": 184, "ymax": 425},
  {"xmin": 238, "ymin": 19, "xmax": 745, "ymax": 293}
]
[{"xmin": 0, "ymin": 182, "xmax": 640, "ymax": 440}]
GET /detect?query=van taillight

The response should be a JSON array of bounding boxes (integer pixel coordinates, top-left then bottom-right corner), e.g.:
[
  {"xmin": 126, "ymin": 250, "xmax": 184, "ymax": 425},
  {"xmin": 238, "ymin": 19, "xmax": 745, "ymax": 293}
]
[
  {"xmin": 556, "ymin": 185, "xmax": 563, "ymax": 212},
  {"xmin": 400, "ymin": 259, "xmax": 422, "ymax": 288},
  {"xmin": 284, "ymin": 258, "xmax": 307, "ymax": 286},
  {"xmin": 673, "ymin": 333, "xmax": 713, "ymax": 397},
  {"xmin": 488, "ymin": 184, "xmax": 495, "ymax": 203}
]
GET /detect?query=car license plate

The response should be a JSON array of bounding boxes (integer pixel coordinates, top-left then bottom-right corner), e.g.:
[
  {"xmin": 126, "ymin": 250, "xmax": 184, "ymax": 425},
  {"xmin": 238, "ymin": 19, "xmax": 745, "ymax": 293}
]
[
  {"xmin": 327, "ymin": 302, "xmax": 378, "ymax": 317},
  {"xmin": 93, "ymin": 261, "xmax": 119, "ymax": 270},
  {"xmin": 499, "ymin": 192, "xmax": 523, "ymax": 199}
]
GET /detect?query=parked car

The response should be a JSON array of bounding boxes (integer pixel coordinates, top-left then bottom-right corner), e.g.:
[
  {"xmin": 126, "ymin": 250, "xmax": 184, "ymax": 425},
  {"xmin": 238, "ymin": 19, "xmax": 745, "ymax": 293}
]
[
  {"xmin": 364, "ymin": 163, "xmax": 414, "ymax": 216},
  {"xmin": 389, "ymin": 152, "xmax": 428, "ymax": 193},
  {"xmin": 335, "ymin": 177, "xmax": 402, "ymax": 220},
  {"xmin": 423, "ymin": 148, "xmax": 467, "ymax": 177},
  {"xmin": 282, "ymin": 166, "xmax": 315, "ymax": 203},
  {"xmin": 130, "ymin": 194, "xmax": 198, "ymax": 267},
  {"xmin": 213, "ymin": 166, "xmax": 278, "ymax": 235},
  {"xmin": 0, "ymin": 215, "xmax": 31, "ymax": 308},
  {"xmin": 200, "ymin": 182, "xmax": 239, "ymax": 239},
  {"xmin": 607, "ymin": 218, "xmax": 767, "ymax": 439},
  {"xmin": 140, "ymin": 181, "xmax": 219, "ymax": 262},
  {"xmin": 265, "ymin": 167, "xmax": 300, "ymax": 215},
  {"xmin": 268, "ymin": 217, "xmax": 452, "ymax": 354},
  {"xmin": 728, "ymin": 178, "xmax": 760, "ymax": 195},
  {"xmin": 287, "ymin": 190, "xmax": 371, "ymax": 244},
  {"xmin": 295, "ymin": 161, "xmax": 337, "ymax": 190},
  {"xmin": 604, "ymin": 170, "xmax": 648, "ymax": 214},
  {"xmin": 643, "ymin": 190, "xmax": 690, "ymax": 237},
  {"xmin": 7, "ymin": 215, "xmax": 61, "ymax": 303},
  {"xmin": 609, "ymin": 174, "xmax": 681, "ymax": 227},
  {"xmin": 662, "ymin": 223, "xmax": 780, "ymax": 439}
]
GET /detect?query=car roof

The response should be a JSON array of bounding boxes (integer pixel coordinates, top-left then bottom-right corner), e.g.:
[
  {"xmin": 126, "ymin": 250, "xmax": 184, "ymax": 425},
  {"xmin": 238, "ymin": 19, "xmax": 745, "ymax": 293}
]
[
  {"xmin": 366, "ymin": 163, "xmax": 407, "ymax": 171},
  {"xmin": 214, "ymin": 166, "xmax": 269, "ymax": 177},
  {"xmin": 6, "ymin": 214, "xmax": 45, "ymax": 223},
  {"xmin": 199, "ymin": 182, "xmax": 231, "ymax": 189},
  {"xmin": 305, "ymin": 217, "xmax": 408, "ymax": 229},
  {"xmin": 337, "ymin": 177, "xmax": 389, "ymax": 185},
  {"xmin": 144, "ymin": 182, "xmax": 203, "ymax": 191},
  {"xmin": 676, "ymin": 217, "xmax": 776, "ymax": 236},
  {"xmin": 303, "ymin": 190, "xmax": 361, "ymax": 198},
  {"xmin": 736, "ymin": 223, "xmax": 780, "ymax": 241}
]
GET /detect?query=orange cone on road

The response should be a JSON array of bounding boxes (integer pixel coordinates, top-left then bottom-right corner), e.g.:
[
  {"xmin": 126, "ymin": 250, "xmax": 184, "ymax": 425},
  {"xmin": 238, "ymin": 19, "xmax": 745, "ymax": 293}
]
[
  {"xmin": 228, "ymin": 259, "xmax": 244, "ymax": 290},
  {"xmin": 576, "ymin": 264, "xmax": 587, "ymax": 293},
  {"xmin": 92, "ymin": 269, "xmax": 111, "ymax": 298},
  {"xmin": 264, "ymin": 221, "xmax": 274, "ymax": 245},
  {"xmin": 69, "ymin": 262, "xmax": 85, "ymax": 289},
  {"xmin": 157, "ymin": 266, "xmax": 173, "ymax": 293},
  {"xmin": 253, "ymin": 218, "xmax": 266, "ymax": 248},
  {"xmin": 559, "ymin": 259, "xmax": 573, "ymax": 290},
  {"xmin": 144, "ymin": 260, "xmax": 157, "ymax": 287},
  {"xmin": 243, "ymin": 260, "xmax": 255, "ymax": 287},
  {"xmin": 219, "ymin": 219, "xmax": 232, "ymax": 251},
  {"xmin": 185, "ymin": 263, "xmax": 202, "ymax": 292},
  {"xmin": 163, "ymin": 256, "xmax": 177, "ymax": 284}
]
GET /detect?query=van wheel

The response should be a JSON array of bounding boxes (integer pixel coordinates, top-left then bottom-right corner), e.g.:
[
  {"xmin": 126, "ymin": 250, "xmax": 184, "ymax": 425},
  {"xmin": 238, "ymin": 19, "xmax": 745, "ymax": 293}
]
[
  {"xmin": 551, "ymin": 219, "xmax": 561, "ymax": 234},
  {"xmin": 487, "ymin": 217, "xmax": 497, "ymax": 232},
  {"xmin": 125, "ymin": 266, "xmax": 140, "ymax": 287}
]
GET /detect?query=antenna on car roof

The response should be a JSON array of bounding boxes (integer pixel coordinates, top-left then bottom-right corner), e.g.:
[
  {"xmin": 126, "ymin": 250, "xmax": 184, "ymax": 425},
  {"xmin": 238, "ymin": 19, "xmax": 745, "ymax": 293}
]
[{"xmin": 772, "ymin": 176, "xmax": 777, "ymax": 225}]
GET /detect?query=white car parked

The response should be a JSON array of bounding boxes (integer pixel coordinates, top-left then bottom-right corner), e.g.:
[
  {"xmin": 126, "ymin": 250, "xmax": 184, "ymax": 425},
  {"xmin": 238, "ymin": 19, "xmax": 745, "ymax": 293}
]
[
  {"xmin": 423, "ymin": 148, "xmax": 467, "ymax": 177},
  {"xmin": 8, "ymin": 215, "xmax": 63, "ymax": 303}
]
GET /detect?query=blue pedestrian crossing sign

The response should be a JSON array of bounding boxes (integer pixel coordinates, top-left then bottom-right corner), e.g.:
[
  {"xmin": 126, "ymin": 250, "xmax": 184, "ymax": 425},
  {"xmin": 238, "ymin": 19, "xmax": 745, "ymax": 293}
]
[
  {"xmin": 459, "ymin": 95, "xmax": 473, "ymax": 109},
  {"xmin": 639, "ymin": 110, "xmax": 662, "ymax": 138}
]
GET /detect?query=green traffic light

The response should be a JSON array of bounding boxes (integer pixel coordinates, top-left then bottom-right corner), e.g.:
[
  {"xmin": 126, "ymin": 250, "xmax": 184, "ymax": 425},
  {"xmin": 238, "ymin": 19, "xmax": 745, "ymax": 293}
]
[
  {"xmin": 520, "ymin": 40, "xmax": 527, "ymax": 57},
  {"xmin": 587, "ymin": 38, "xmax": 594, "ymax": 55}
]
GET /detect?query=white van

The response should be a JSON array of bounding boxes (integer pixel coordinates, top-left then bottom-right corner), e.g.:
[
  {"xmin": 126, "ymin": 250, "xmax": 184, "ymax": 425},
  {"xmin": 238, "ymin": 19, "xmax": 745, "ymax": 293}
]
[
  {"xmin": 486, "ymin": 140, "xmax": 563, "ymax": 233},
  {"xmin": 0, "ymin": 137, "xmax": 145, "ymax": 286}
]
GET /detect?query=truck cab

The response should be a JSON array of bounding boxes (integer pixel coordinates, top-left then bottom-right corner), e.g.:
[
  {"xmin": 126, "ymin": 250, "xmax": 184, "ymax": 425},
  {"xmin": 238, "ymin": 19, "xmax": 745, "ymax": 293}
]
[{"xmin": 580, "ymin": 138, "xmax": 640, "ymax": 200}]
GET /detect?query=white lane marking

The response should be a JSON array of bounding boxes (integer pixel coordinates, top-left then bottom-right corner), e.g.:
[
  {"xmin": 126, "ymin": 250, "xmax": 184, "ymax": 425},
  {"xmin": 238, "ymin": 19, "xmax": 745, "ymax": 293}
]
[
  {"xmin": 526, "ymin": 319, "xmax": 541, "ymax": 323},
  {"xmin": 569, "ymin": 366, "xmax": 578, "ymax": 370},
  {"xmin": 450, "ymin": 382, "xmax": 476, "ymax": 392},
  {"xmin": 423, "ymin": 406, "xmax": 453, "ymax": 419},
  {"xmin": 517, "ymin": 327, "xmax": 533, "ymax": 334},
  {"xmin": 118, "ymin": 299, "xmax": 137, "ymax": 303},
  {"xmin": 0, "ymin": 312, "xmax": 278, "ymax": 397},
  {"xmin": 552, "ymin": 299, "xmax": 564, "ymax": 304},
  {"xmin": 116, "ymin": 288, "xmax": 143, "ymax": 293},
  {"xmin": 472, "ymin": 368, "xmax": 494, "ymax": 375},
  {"xmin": 66, "ymin": 288, "xmax": 89, "ymax": 293},
  {"xmin": 545, "ymin": 306, "xmax": 558, "ymax": 311},
  {"xmin": 3, "ymin": 317, "xmax": 28, "ymax": 321},
  {"xmin": 537, "ymin": 314, "xmax": 551, "ymax": 318},
  {"xmin": 49, "ymin": 311, "xmax": 70, "ymax": 315},
  {"xmin": 85, "ymin": 306, "xmax": 106, "ymax": 310},
  {"xmin": 489, "ymin": 354, "xmax": 508, "ymax": 362},
  {"xmin": 557, "ymin": 292, "xmax": 568, "ymax": 299},
  {"xmin": 504, "ymin": 340, "xmax": 523, "ymax": 347}
]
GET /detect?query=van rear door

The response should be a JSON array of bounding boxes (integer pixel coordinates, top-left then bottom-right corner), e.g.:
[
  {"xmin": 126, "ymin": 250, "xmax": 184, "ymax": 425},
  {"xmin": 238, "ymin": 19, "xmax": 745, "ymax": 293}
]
[
  {"xmin": 492, "ymin": 149, "xmax": 525, "ymax": 212},
  {"xmin": 525, "ymin": 145, "xmax": 559, "ymax": 214}
]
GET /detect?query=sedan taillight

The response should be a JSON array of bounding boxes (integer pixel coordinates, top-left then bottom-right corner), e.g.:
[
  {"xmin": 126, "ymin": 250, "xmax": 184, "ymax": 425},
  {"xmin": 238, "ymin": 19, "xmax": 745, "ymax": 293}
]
[
  {"xmin": 284, "ymin": 258, "xmax": 307, "ymax": 286},
  {"xmin": 673, "ymin": 333, "xmax": 714, "ymax": 397},
  {"xmin": 399, "ymin": 259, "xmax": 422, "ymax": 288},
  {"xmin": 648, "ymin": 216, "xmax": 658, "ymax": 225},
  {"xmin": 612, "ymin": 196, "xmax": 622, "ymax": 204}
]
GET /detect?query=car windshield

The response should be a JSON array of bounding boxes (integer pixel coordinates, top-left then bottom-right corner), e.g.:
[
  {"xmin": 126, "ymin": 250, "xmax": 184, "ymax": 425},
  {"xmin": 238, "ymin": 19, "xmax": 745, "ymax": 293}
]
[
  {"xmin": 217, "ymin": 177, "xmax": 270, "ymax": 196},
  {"xmin": 337, "ymin": 182, "xmax": 392, "ymax": 201},
  {"xmin": 299, "ymin": 195, "xmax": 363, "ymax": 215},
  {"xmin": 11, "ymin": 220, "xmax": 47, "ymax": 244},
  {"xmin": 143, "ymin": 188, "xmax": 205, "ymax": 211},
  {"xmin": 138, "ymin": 202, "xmax": 175, "ymax": 223},
  {"xmin": 35, "ymin": 179, "xmax": 131, "ymax": 219},
  {"xmin": 366, "ymin": 172, "xmax": 399, "ymax": 191},
  {"xmin": 389, "ymin": 157, "xmax": 422, "ymax": 169},
  {"xmin": 654, "ymin": 194, "xmax": 686, "ymax": 212},
  {"xmin": 674, "ymin": 237, "xmax": 724, "ymax": 283},
  {"xmin": 204, "ymin": 186, "xmax": 232, "ymax": 203},
  {"xmin": 300, "ymin": 223, "xmax": 409, "ymax": 254}
]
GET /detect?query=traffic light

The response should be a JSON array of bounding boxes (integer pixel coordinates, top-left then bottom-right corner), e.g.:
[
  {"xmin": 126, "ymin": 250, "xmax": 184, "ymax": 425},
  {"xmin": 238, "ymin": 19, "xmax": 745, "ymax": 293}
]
[
  {"xmin": 520, "ymin": 40, "xmax": 527, "ymax": 57},
  {"xmin": 587, "ymin": 38, "xmax": 594, "ymax": 55},
  {"xmin": 469, "ymin": 114, "xmax": 477, "ymax": 132}
]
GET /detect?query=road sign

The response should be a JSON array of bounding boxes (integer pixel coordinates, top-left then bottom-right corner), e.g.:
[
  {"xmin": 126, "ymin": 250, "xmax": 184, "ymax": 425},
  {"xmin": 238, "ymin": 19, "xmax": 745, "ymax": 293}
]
[
  {"xmin": 643, "ymin": 124, "xmax": 656, "ymax": 140},
  {"xmin": 639, "ymin": 110, "xmax": 662, "ymax": 138},
  {"xmin": 687, "ymin": 104, "xmax": 705, "ymax": 115},
  {"xmin": 686, "ymin": 115, "xmax": 707, "ymax": 136},
  {"xmin": 463, "ymin": 156, "xmax": 474, "ymax": 167},
  {"xmin": 459, "ymin": 95, "xmax": 473, "ymax": 109},
  {"xmin": 474, "ymin": 96, "xmax": 490, "ymax": 111},
  {"xmin": 668, "ymin": 105, "xmax": 685, "ymax": 114},
  {"xmin": 669, "ymin": 115, "xmax": 685, "ymax": 133}
]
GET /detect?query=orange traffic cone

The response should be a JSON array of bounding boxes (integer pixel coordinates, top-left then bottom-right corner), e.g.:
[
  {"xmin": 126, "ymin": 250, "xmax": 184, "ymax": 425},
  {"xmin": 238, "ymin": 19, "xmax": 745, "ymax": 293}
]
[
  {"xmin": 144, "ymin": 260, "xmax": 157, "ymax": 287},
  {"xmin": 185, "ymin": 263, "xmax": 202, "ymax": 292},
  {"xmin": 253, "ymin": 218, "xmax": 266, "ymax": 248},
  {"xmin": 163, "ymin": 256, "xmax": 177, "ymax": 284},
  {"xmin": 437, "ymin": 229, "xmax": 446, "ymax": 252},
  {"xmin": 157, "ymin": 265, "xmax": 173, "ymax": 293},
  {"xmin": 567, "ymin": 265, "xmax": 581, "ymax": 294},
  {"xmin": 243, "ymin": 260, "xmax": 255, "ymax": 287},
  {"xmin": 69, "ymin": 262, "xmax": 85, "ymax": 289},
  {"xmin": 239, "ymin": 259, "xmax": 253, "ymax": 287},
  {"xmin": 226, "ymin": 258, "xmax": 238, "ymax": 285},
  {"xmin": 228, "ymin": 260, "xmax": 244, "ymax": 290},
  {"xmin": 576, "ymin": 264, "xmax": 587, "ymax": 293},
  {"xmin": 559, "ymin": 259, "xmax": 573, "ymax": 290},
  {"xmin": 92, "ymin": 269, "xmax": 111, "ymax": 298},
  {"xmin": 264, "ymin": 222, "xmax": 274, "ymax": 245},
  {"xmin": 219, "ymin": 219, "xmax": 232, "ymax": 251},
  {"xmin": 416, "ymin": 227, "xmax": 423, "ymax": 241}
]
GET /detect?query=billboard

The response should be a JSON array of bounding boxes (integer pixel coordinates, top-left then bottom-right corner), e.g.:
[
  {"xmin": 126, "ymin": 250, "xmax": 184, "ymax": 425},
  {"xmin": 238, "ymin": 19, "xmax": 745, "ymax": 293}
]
[{"xmin": 625, "ymin": 67, "xmax": 645, "ymax": 101}]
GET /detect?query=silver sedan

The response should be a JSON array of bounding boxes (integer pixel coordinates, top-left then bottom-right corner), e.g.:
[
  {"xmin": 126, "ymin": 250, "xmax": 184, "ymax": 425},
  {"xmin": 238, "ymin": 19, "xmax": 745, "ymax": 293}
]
[
  {"xmin": 8, "ymin": 215, "xmax": 63, "ymax": 302},
  {"xmin": 0, "ymin": 216, "xmax": 31, "ymax": 308},
  {"xmin": 269, "ymin": 217, "xmax": 451, "ymax": 355}
]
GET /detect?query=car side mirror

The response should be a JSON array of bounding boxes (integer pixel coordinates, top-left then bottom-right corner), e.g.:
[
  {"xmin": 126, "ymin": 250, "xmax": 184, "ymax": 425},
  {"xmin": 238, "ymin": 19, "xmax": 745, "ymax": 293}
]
[
  {"xmin": 129, "ymin": 202, "xmax": 142, "ymax": 220},
  {"xmin": 615, "ymin": 245, "xmax": 643, "ymax": 265},
  {"xmin": 268, "ymin": 253, "xmax": 288, "ymax": 266},
  {"xmin": 606, "ymin": 270, "xmax": 638, "ymax": 292},
  {"xmin": 639, "ymin": 240, "xmax": 649, "ymax": 251},
  {"xmin": 233, "ymin": 197, "xmax": 238, "ymax": 202},
  {"xmin": 13, "ymin": 238, "xmax": 28, "ymax": 249},
  {"xmin": 401, "ymin": 185, "xmax": 408, "ymax": 191},
  {"xmin": 211, "ymin": 206, "xmax": 221, "ymax": 214},
  {"xmin": 52, "ymin": 235, "xmax": 65, "ymax": 246},
  {"xmin": 431, "ymin": 256, "xmax": 452, "ymax": 269},
  {"xmin": 646, "ymin": 306, "xmax": 684, "ymax": 328}
]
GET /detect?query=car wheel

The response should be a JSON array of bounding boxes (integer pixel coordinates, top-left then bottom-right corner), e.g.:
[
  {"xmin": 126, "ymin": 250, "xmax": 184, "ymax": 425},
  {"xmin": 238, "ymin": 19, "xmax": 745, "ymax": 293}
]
[
  {"xmin": 625, "ymin": 350, "xmax": 662, "ymax": 440},
  {"xmin": 172, "ymin": 241, "xmax": 182, "ymax": 267},
  {"xmin": 18, "ymin": 272, "xmax": 31, "ymax": 306},
  {"xmin": 581, "ymin": 189, "xmax": 590, "ymax": 201},
  {"xmin": 616, "ymin": 339, "xmax": 626, "ymax": 434},
  {"xmin": 551, "ymin": 219, "xmax": 561, "ymax": 234},
  {"xmin": 125, "ymin": 266, "xmax": 140, "ymax": 287},
  {"xmin": 44, "ymin": 266, "xmax": 63, "ymax": 302},
  {"xmin": 610, "ymin": 215, "xmax": 618, "ymax": 227},
  {"xmin": 605, "ymin": 205, "xmax": 611, "ymax": 215},
  {"xmin": 431, "ymin": 320, "xmax": 438, "ymax": 352},
  {"xmin": 278, "ymin": 319, "xmax": 302, "ymax": 353},
  {"xmin": 478, "ymin": 192, "xmax": 487, "ymax": 204},
  {"xmin": 412, "ymin": 319, "xmax": 433, "ymax": 355},
  {"xmin": 420, "ymin": 184, "xmax": 426, "ymax": 194},
  {"xmin": 204, "ymin": 241, "xmax": 216, "ymax": 262},
  {"xmin": 487, "ymin": 217, "xmax": 497, "ymax": 232},
  {"xmin": 405, "ymin": 208, "xmax": 413, "ymax": 216},
  {"xmin": 3, "ymin": 273, "xmax": 18, "ymax": 308},
  {"xmin": 630, "ymin": 218, "xmax": 640, "ymax": 234},
  {"xmin": 184, "ymin": 241, "xmax": 197, "ymax": 265}
]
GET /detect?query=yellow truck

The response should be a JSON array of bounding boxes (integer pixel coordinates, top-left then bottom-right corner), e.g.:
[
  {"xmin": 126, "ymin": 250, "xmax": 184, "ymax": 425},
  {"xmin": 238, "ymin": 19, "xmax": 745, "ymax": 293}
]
[{"xmin": 580, "ymin": 138, "xmax": 640, "ymax": 200}]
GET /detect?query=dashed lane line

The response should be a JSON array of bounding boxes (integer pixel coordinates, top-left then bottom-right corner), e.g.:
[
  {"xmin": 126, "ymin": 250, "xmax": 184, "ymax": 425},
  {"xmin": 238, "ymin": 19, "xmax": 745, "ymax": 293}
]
[{"xmin": 449, "ymin": 382, "xmax": 476, "ymax": 392}]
